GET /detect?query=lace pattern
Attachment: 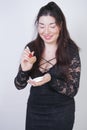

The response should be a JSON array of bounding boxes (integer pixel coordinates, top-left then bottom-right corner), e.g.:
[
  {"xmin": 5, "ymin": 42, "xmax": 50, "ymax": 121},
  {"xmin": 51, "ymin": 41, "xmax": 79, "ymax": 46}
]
[
  {"xmin": 48, "ymin": 52, "xmax": 81, "ymax": 97},
  {"xmin": 14, "ymin": 50, "xmax": 81, "ymax": 97},
  {"xmin": 14, "ymin": 70, "xmax": 30, "ymax": 89}
]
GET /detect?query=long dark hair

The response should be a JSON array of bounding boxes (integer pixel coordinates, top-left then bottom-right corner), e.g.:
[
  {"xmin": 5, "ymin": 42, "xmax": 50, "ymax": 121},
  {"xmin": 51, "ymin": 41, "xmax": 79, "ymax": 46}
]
[{"xmin": 27, "ymin": 2, "xmax": 79, "ymax": 77}]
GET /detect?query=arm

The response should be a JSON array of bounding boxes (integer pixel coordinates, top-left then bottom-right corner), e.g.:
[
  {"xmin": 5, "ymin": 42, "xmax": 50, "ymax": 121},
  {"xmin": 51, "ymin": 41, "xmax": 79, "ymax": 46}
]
[
  {"xmin": 48, "ymin": 52, "xmax": 81, "ymax": 98},
  {"xmin": 14, "ymin": 46, "xmax": 36, "ymax": 90},
  {"xmin": 14, "ymin": 68, "xmax": 30, "ymax": 90}
]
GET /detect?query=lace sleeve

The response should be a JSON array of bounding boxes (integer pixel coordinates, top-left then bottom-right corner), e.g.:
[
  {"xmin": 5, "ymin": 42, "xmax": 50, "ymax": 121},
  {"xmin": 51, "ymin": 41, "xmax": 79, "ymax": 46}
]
[
  {"xmin": 14, "ymin": 69, "xmax": 30, "ymax": 90},
  {"xmin": 48, "ymin": 52, "xmax": 81, "ymax": 98}
]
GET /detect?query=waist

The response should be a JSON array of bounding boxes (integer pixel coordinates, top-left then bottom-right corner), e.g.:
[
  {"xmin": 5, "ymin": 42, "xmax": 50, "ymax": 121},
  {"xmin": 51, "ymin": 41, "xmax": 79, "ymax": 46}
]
[{"xmin": 29, "ymin": 88, "xmax": 74, "ymax": 106}]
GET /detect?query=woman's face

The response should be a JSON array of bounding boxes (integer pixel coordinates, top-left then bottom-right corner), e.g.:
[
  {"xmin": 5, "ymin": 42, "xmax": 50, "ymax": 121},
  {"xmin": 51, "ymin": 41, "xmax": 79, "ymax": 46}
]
[{"xmin": 38, "ymin": 15, "xmax": 61, "ymax": 44}]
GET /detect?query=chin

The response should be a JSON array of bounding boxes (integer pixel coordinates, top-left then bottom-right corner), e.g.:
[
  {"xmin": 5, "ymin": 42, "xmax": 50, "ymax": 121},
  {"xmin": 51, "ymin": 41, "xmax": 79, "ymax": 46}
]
[{"xmin": 44, "ymin": 40, "xmax": 55, "ymax": 44}]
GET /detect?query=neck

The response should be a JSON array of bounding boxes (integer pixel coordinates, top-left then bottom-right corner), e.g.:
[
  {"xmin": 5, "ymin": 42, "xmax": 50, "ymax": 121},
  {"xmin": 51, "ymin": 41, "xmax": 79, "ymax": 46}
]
[
  {"xmin": 43, "ymin": 42, "xmax": 57, "ymax": 58},
  {"xmin": 44, "ymin": 42, "xmax": 57, "ymax": 49}
]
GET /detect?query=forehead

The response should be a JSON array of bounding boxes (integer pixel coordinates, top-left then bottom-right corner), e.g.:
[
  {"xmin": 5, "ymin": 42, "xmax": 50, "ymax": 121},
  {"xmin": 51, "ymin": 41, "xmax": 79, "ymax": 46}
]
[{"xmin": 38, "ymin": 15, "xmax": 56, "ymax": 25}]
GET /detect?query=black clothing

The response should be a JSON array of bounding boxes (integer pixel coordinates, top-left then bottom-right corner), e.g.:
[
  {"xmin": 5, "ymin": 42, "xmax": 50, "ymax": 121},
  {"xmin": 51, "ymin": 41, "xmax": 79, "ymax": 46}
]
[{"xmin": 14, "ymin": 42, "xmax": 81, "ymax": 130}]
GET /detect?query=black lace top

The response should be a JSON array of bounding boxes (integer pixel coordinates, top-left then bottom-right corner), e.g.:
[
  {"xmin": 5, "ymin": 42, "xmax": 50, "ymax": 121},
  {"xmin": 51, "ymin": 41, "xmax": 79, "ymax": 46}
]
[{"xmin": 14, "ymin": 42, "xmax": 81, "ymax": 99}]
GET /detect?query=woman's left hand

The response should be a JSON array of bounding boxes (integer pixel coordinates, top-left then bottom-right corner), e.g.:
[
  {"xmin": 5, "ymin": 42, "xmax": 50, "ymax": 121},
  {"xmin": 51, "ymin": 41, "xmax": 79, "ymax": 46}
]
[{"xmin": 27, "ymin": 73, "xmax": 51, "ymax": 86}]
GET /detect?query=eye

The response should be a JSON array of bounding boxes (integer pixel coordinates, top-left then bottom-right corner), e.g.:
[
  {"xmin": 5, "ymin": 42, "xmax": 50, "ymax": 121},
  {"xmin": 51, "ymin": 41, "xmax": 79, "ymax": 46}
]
[
  {"xmin": 38, "ymin": 25, "xmax": 45, "ymax": 29},
  {"xmin": 39, "ymin": 26, "xmax": 44, "ymax": 29},
  {"xmin": 38, "ymin": 23, "xmax": 45, "ymax": 29},
  {"xmin": 50, "ymin": 25, "xmax": 56, "ymax": 28}
]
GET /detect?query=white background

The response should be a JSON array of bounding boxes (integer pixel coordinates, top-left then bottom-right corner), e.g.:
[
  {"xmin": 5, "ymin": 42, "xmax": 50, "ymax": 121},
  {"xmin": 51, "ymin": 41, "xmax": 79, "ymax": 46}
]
[{"xmin": 0, "ymin": 0, "xmax": 87, "ymax": 130}]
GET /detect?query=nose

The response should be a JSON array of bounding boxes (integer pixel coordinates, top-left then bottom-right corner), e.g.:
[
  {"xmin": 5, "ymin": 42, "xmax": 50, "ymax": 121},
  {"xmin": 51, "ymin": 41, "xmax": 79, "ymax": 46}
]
[{"xmin": 44, "ymin": 27, "xmax": 50, "ymax": 34}]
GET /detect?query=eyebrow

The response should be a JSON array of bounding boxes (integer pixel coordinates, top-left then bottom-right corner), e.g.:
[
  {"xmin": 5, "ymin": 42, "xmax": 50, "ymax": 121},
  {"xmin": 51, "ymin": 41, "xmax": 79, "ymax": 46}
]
[{"xmin": 38, "ymin": 22, "xmax": 56, "ymax": 25}]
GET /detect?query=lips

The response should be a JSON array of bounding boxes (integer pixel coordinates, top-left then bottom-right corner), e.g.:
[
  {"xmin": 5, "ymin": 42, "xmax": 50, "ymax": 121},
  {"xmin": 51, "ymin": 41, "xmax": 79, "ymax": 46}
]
[{"xmin": 43, "ymin": 35, "xmax": 53, "ymax": 40}]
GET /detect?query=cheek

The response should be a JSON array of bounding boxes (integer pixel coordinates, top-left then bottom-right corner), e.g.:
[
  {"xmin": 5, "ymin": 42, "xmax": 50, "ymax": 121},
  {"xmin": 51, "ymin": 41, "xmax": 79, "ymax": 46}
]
[
  {"xmin": 52, "ymin": 29, "xmax": 60, "ymax": 38},
  {"xmin": 54, "ymin": 27, "xmax": 60, "ymax": 33},
  {"xmin": 54, "ymin": 25, "xmax": 61, "ymax": 33},
  {"xmin": 38, "ymin": 27, "xmax": 44, "ymax": 34},
  {"xmin": 38, "ymin": 30, "xmax": 43, "ymax": 35},
  {"xmin": 38, "ymin": 30, "xmax": 44, "ymax": 39}
]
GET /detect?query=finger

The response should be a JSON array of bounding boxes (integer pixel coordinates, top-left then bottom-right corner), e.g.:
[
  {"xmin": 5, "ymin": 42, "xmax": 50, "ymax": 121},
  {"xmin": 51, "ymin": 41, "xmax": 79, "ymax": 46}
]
[
  {"xmin": 24, "ymin": 48, "xmax": 31, "ymax": 55},
  {"xmin": 27, "ymin": 80, "xmax": 36, "ymax": 86},
  {"xmin": 25, "ymin": 46, "xmax": 32, "ymax": 55},
  {"xmin": 21, "ymin": 53, "xmax": 30, "ymax": 62},
  {"xmin": 26, "ymin": 46, "xmax": 30, "ymax": 51},
  {"xmin": 31, "ymin": 51, "xmax": 34, "ymax": 55},
  {"xmin": 23, "ymin": 51, "xmax": 33, "ymax": 59},
  {"xmin": 23, "ymin": 49, "xmax": 31, "ymax": 58},
  {"xmin": 28, "ymin": 53, "xmax": 33, "ymax": 58},
  {"xmin": 26, "ymin": 47, "xmax": 35, "ymax": 56},
  {"xmin": 24, "ymin": 49, "xmax": 35, "ymax": 59},
  {"xmin": 22, "ymin": 56, "xmax": 30, "ymax": 62},
  {"xmin": 23, "ymin": 50, "xmax": 29, "ymax": 56},
  {"xmin": 28, "ymin": 79, "xmax": 44, "ymax": 86}
]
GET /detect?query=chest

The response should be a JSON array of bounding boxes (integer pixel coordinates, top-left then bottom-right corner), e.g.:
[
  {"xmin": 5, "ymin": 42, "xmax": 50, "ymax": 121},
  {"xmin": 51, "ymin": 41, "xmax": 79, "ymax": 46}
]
[{"xmin": 39, "ymin": 53, "xmax": 57, "ymax": 73}]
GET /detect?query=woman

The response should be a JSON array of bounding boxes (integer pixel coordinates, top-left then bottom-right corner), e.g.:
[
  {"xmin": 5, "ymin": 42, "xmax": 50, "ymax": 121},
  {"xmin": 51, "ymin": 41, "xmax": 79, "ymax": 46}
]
[{"xmin": 14, "ymin": 2, "xmax": 81, "ymax": 130}]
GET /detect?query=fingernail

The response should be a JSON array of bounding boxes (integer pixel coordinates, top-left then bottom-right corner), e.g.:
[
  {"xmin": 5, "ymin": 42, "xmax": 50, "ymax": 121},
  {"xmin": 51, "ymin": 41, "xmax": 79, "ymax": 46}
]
[{"xmin": 26, "ymin": 46, "xmax": 29, "ymax": 49}]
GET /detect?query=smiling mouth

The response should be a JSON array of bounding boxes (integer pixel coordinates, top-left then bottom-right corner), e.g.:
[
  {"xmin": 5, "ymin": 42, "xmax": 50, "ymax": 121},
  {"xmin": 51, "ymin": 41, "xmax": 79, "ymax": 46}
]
[{"xmin": 43, "ymin": 35, "xmax": 53, "ymax": 40}]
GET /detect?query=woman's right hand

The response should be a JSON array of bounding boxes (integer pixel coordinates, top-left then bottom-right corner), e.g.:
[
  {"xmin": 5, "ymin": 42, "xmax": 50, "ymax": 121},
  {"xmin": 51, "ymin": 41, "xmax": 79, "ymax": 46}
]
[{"xmin": 21, "ymin": 47, "xmax": 37, "ymax": 71}]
